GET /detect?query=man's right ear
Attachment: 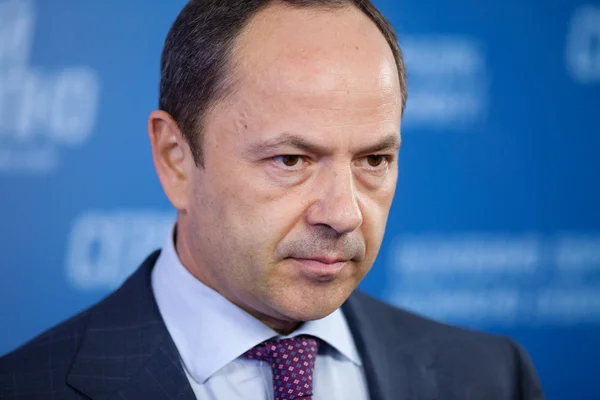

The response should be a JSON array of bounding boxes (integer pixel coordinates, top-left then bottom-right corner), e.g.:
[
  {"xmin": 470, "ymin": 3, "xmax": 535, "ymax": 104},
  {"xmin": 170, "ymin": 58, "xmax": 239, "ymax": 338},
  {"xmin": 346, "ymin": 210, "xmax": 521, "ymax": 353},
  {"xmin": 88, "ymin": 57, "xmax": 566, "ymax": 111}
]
[{"xmin": 147, "ymin": 110, "xmax": 195, "ymax": 211}]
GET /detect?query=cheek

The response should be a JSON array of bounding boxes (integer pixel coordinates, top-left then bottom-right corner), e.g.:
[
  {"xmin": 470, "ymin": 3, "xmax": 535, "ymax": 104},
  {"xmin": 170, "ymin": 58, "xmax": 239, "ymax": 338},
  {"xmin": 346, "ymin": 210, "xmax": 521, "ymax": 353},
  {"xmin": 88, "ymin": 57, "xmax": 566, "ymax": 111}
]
[
  {"xmin": 232, "ymin": 172, "xmax": 309, "ymax": 230},
  {"xmin": 206, "ymin": 175, "xmax": 305, "ymax": 260}
]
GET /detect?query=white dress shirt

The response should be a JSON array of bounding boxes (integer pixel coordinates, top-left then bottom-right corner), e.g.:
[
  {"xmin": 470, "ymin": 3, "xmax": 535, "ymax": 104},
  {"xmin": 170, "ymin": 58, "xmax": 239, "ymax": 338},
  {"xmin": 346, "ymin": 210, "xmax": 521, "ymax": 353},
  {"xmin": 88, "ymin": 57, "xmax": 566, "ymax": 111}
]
[{"xmin": 151, "ymin": 226, "xmax": 370, "ymax": 400}]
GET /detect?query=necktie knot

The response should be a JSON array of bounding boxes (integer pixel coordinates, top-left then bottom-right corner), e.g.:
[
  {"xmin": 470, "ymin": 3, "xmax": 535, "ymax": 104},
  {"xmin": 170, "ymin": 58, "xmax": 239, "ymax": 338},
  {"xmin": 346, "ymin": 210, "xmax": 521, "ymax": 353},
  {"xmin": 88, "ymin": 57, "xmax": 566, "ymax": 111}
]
[{"xmin": 244, "ymin": 335, "xmax": 319, "ymax": 400}]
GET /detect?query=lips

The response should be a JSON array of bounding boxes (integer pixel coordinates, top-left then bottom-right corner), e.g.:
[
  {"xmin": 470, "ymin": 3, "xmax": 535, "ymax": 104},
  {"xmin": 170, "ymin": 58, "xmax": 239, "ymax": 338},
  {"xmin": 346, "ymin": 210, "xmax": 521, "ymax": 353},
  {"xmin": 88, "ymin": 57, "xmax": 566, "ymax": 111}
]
[
  {"xmin": 295, "ymin": 256, "xmax": 347, "ymax": 264},
  {"xmin": 286, "ymin": 256, "xmax": 348, "ymax": 280}
]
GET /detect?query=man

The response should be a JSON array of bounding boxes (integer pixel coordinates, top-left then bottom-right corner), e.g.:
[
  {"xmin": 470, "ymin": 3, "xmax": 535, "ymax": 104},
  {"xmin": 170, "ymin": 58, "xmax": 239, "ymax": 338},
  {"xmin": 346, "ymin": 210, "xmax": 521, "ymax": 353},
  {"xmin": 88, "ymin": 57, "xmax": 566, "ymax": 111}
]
[{"xmin": 0, "ymin": 0, "xmax": 544, "ymax": 399}]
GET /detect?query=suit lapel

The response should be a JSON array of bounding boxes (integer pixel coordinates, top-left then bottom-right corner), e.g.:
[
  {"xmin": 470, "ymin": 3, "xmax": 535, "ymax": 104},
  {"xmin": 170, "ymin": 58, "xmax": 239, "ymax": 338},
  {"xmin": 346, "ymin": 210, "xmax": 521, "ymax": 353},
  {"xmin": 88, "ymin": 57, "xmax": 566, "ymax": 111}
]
[
  {"xmin": 66, "ymin": 251, "xmax": 195, "ymax": 400},
  {"xmin": 111, "ymin": 340, "xmax": 196, "ymax": 400},
  {"xmin": 342, "ymin": 291, "xmax": 439, "ymax": 400}
]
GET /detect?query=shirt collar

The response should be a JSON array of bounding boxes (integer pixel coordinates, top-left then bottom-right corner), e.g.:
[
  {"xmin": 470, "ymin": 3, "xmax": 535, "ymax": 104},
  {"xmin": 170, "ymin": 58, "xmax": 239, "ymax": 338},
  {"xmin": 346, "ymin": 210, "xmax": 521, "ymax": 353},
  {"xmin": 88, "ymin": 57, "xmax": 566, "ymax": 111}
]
[{"xmin": 151, "ymin": 224, "xmax": 362, "ymax": 384}]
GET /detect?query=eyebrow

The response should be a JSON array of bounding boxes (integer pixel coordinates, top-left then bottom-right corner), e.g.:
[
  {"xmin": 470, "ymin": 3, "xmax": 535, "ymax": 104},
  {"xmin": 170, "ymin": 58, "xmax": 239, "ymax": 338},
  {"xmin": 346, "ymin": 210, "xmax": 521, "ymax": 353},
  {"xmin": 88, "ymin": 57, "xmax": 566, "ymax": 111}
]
[
  {"xmin": 358, "ymin": 134, "xmax": 402, "ymax": 154},
  {"xmin": 245, "ymin": 132, "xmax": 401, "ymax": 158}
]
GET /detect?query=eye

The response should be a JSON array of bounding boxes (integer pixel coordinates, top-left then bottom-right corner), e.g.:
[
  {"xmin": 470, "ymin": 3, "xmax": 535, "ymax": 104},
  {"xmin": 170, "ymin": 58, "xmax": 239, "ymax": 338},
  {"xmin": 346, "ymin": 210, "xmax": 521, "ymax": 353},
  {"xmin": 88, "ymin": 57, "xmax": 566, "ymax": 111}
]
[
  {"xmin": 365, "ymin": 155, "xmax": 386, "ymax": 167},
  {"xmin": 360, "ymin": 155, "xmax": 390, "ymax": 170},
  {"xmin": 273, "ymin": 155, "xmax": 304, "ymax": 169}
]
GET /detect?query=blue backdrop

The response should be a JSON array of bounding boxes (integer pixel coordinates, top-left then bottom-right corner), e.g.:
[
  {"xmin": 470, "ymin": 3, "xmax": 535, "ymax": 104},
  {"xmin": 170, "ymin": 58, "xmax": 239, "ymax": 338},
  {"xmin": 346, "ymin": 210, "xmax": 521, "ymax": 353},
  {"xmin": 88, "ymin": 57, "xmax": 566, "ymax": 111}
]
[{"xmin": 1, "ymin": 0, "xmax": 599, "ymax": 398}]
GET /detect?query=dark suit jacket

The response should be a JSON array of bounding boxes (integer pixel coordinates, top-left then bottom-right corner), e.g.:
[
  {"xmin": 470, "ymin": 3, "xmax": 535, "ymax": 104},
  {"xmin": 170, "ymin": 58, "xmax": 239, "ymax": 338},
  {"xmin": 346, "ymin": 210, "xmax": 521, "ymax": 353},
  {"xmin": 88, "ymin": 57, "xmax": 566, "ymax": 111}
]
[{"xmin": 0, "ymin": 251, "xmax": 544, "ymax": 399}]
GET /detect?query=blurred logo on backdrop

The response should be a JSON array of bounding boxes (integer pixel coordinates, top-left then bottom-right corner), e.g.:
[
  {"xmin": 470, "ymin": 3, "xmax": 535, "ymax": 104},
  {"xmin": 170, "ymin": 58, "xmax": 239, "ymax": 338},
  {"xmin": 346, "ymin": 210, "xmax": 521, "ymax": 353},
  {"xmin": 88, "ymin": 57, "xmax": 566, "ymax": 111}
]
[
  {"xmin": 566, "ymin": 4, "xmax": 600, "ymax": 84},
  {"xmin": 401, "ymin": 35, "xmax": 490, "ymax": 130},
  {"xmin": 384, "ymin": 232, "xmax": 600, "ymax": 326},
  {"xmin": 66, "ymin": 211, "xmax": 175, "ymax": 290},
  {"xmin": 0, "ymin": 0, "xmax": 100, "ymax": 173}
]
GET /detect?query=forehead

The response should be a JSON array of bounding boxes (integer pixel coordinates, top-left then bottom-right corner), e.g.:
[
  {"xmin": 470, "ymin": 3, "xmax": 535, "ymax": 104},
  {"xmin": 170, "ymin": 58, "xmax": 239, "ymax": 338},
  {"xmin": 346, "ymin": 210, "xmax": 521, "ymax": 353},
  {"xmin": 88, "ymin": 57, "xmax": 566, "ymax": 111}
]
[{"xmin": 228, "ymin": 4, "xmax": 402, "ymax": 115}]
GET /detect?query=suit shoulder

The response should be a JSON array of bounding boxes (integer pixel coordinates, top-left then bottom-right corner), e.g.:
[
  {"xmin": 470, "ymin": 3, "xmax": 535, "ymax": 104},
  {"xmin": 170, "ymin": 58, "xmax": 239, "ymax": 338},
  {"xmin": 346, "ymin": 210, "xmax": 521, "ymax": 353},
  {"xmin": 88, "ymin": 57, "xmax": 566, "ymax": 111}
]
[
  {"xmin": 348, "ymin": 290, "xmax": 546, "ymax": 398},
  {"xmin": 348, "ymin": 290, "xmax": 526, "ymax": 369},
  {"xmin": 0, "ymin": 307, "xmax": 90, "ymax": 374},
  {"xmin": 351, "ymin": 290, "xmax": 509, "ymax": 341},
  {"xmin": 0, "ymin": 251, "xmax": 160, "ymax": 374},
  {"xmin": 0, "ymin": 308, "xmax": 96, "ymax": 399}
]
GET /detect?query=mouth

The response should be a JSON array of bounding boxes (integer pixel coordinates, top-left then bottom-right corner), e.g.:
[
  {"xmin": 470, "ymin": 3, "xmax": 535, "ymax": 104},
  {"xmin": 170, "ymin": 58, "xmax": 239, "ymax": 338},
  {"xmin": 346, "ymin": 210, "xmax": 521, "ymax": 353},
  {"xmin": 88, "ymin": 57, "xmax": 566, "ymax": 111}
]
[{"xmin": 286, "ymin": 257, "xmax": 348, "ymax": 280}]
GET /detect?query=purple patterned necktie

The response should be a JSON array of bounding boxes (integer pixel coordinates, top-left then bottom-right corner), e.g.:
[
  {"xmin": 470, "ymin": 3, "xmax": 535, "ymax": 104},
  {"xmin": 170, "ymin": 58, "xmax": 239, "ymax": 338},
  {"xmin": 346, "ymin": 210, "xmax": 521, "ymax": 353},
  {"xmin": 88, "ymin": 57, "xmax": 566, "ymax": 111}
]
[{"xmin": 244, "ymin": 335, "xmax": 319, "ymax": 400}]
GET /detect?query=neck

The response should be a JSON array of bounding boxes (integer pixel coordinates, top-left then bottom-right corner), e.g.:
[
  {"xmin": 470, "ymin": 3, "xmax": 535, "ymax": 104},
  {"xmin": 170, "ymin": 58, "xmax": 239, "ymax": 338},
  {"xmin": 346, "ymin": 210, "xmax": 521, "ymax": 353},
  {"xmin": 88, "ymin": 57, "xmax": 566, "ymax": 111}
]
[{"xmin": 249, "ymin": 310, "xmax": 304, "ymax": 336}]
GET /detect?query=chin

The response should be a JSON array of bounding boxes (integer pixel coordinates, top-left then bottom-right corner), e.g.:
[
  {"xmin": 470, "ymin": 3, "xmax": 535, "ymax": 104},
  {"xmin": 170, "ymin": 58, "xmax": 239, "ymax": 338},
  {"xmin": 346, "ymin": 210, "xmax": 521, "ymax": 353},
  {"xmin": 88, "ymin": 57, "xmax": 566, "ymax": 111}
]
[{"xmin": 275, "ymin": 282, "xmax": 355, "ymax": 322}]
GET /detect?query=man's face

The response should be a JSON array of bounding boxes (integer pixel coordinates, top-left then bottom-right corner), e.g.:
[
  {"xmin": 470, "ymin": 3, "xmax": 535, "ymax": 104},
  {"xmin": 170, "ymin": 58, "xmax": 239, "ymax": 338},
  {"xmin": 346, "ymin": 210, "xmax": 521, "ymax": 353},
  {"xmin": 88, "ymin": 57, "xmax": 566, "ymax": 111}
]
[{"xmin": 181, "ymin": 4, "xmax": 402, "ymax": 329}]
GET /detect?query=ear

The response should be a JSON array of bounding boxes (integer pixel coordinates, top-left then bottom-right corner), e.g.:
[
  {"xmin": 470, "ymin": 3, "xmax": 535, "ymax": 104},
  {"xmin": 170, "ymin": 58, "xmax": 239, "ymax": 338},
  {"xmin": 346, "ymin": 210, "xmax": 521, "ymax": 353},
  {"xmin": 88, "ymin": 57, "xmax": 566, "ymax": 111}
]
[{"xmin": 148, "ymin": 110, "xmax": 196, "ymax": 212}]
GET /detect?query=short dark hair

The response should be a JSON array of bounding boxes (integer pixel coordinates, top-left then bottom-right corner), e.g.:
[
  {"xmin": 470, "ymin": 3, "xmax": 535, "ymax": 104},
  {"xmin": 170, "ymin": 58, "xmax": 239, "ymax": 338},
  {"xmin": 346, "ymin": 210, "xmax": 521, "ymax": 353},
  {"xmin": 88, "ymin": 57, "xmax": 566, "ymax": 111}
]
[{"xmin": 159, "ymin": 0, "xmax": 407, "ymax": 166}]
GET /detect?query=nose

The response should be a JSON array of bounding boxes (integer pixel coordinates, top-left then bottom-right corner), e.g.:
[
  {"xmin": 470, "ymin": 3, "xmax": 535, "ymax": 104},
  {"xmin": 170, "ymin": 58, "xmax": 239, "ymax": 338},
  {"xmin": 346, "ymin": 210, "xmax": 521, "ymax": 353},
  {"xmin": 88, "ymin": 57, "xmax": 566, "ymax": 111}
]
[{"xmin": 305, "ymin": 167, "xmax": 363, "ymax": 235}]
